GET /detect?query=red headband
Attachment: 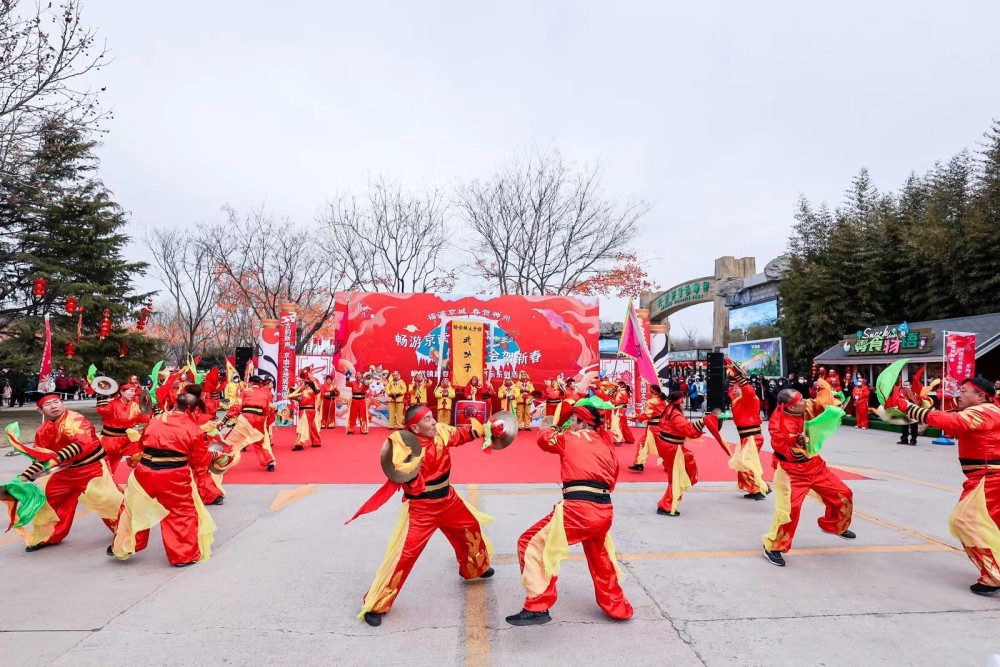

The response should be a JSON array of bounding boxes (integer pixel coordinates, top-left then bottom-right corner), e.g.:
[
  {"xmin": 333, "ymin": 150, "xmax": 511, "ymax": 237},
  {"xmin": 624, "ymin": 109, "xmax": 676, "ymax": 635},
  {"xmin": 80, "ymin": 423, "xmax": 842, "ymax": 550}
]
[
  {"xmin": 569, "ymin": 405, "xmax": 596, "ymax": 426},
  {"xmin": 405, "ymin": 406, "xmax": 432, "ymax": 428},
  {"xmin": 120, "ymin": 383, "xmax": 138, "ymax": 392},
  {"xmin": 36, "ymin": 393, "xmax": 60, "ymax": 408},
  {"xmin": 785, "ymin": 390, "xmax": 803, "ymax": 404}
]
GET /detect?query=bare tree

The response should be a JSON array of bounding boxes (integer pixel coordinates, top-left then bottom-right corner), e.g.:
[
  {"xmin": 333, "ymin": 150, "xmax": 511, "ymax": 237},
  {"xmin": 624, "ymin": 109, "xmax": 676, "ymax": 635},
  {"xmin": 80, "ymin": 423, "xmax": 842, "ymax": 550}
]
[
  {"xmin": 319, "ymin": 175, "xmax": 457, "ymax": 293},
  {"xmin": 201, "ymin": 205, "xmax": 350, "ymax": 353},
  {"xmin": 456, "ymin": 148, "xmax": 650, "ymax": 295},
  {"xmin": 669, "ymin": 322, "xmax": 712, "ymax": 351},
  {"xmin": 144, "ymin": 227, "xmax": 218, "ymax": 360},
  {"xmin": 0, "ymin": 0, "xmax": 111, "ymax": 182}
]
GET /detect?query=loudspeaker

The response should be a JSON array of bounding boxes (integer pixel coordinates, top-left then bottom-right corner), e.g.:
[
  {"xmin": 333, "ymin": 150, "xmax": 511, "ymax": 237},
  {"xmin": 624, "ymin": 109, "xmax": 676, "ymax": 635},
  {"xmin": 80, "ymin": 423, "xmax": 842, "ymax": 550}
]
[
  {"xmin": 706, "ymin": 352, "xmax": 726, "ymax": 412},
  {"xmin": 234, "ymin": 346, "xmax": 254, "ymax": 379}
]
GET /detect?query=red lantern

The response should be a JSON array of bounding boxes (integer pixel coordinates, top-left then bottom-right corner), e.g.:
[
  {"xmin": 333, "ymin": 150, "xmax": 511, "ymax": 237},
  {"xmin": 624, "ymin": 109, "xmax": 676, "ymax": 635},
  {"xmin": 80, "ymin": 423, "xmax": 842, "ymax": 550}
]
[
  {"xmin": 65, "ymin": 295, "xmax": 77, "ymax": 315},
  {"xmin": 118, "ymin": 341, "xmax": 128, "ymax": 358},
  {"xmin": 64, "ymin": 341, "xmax": 76, "ymax": 358},
  {"xmin": 136, "ymin": 316, "xmax": 146, "ymax": 331},
  {"xmin": 99, "ymin": 308, "xmax": 112, "ymax": 341},
  {"xmin": 32, "ymin": 278, "xmax": 46, "ymax": 299}
]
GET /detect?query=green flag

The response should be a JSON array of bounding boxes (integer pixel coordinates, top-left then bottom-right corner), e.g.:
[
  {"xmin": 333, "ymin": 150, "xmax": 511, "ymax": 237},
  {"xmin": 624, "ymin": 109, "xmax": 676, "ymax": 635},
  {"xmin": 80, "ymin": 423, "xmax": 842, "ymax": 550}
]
[
  {"xmin": 875, "ymin": 358, "xmax": 908, "ymax": 406},
  {"xmin": 804, "ymin": 406, "xmax": 846, "ymax": 456}
]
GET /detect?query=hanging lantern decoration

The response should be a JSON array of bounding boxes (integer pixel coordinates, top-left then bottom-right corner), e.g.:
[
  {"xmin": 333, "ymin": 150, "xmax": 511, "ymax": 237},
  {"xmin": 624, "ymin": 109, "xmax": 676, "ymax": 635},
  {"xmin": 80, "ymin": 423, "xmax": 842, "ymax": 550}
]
[
  {"xmin": 64, "ymin": 341, "xmax": 76, "ymax": 358},
  {"xmin": 32, "ymin": 277, "xmax": 46, "ymax": 299},
  {"xmin": 99, "ymin": 308, "xmax": 112, "ymax": 341},
  {"xmin": 136, "ymin": 302, "xmax": 152, "ymax": 331},
  {"xmin": 118, "ymin": 340, "xmax": 128, "ymax": 358},
  {"xmin": 65, "ymin": 295, "xmax": 78, "ymax": 315}
]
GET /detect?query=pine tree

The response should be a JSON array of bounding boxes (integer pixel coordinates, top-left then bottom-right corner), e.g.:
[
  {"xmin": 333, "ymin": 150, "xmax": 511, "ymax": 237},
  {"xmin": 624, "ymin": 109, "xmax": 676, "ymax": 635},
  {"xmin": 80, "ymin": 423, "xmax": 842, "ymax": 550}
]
[
  {"xmin": 959, "ymin": 121, "xmax": 1000, "ymax": 314},
  {"xmin": 0, "ymin": 121, "xmax": 158, "ymax": 378}
]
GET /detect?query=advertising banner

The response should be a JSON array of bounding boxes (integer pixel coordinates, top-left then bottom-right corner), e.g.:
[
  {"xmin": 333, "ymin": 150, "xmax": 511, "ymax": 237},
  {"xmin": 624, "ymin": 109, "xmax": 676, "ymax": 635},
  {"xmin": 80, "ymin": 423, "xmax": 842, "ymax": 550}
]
[
  {"xmin": 727, "ymin": 337, "xmax": 785, "ymax": 377},
  {"xmin": 334, "ymin": 293, "xmax": 599, "ymax": 385},
  {"xmin": 449, "ymin": 319, "xmax": 486, "ymax": 386},
  {"xmin": 943, "ymin": 331, "xmax": 976, "ymax": 409},
  {"xmin": 256, "ymin": 319, "xmax": 280, "ymax": 384},
  {"xmin": 278, "ymin": 303, "xmax": 297, "ymax": 399}
]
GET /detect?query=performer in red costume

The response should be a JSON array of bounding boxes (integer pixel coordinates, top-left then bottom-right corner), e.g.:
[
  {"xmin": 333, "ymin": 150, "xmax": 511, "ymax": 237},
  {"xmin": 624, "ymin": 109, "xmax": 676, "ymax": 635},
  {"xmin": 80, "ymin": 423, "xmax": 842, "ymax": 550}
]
[
  {"xmin": 221, "ymin": 376, "xmax": 276, "ymax": 471},
  {"xmin": 289, "ymin": 371, "xmax": 322, "ymax": 450},
  {"xmin": 506, "ymin": 400, "xmax": 633, "ymax": 626},
  {"xmin": 852, "ymin": 378, "xmax": 871, "ymax": 429},
  {"xmin": 350, "ymin": 404, "xmax": 507, "ymax": 627},
  {"xmin": 890, "ymin": 378, "xmax": 1000, "ymax": 595},
  {"xmin": 345, "ymin": 371, "xmax": 370, "ymax": 435},
  {"xmin": 827, "ymin": 369, "xmax": 842, "ymax": 393},
  {"xmin": 628, "ymin": 385, "xmax": 667, "ymax": 473},
  {"xmin": 182, "ymin": 384, "xmax": 225, "ymax": 506},
  {"xmin": 611, "ymin": 381, "xmax": 635, "ymax": 445},
  {"xmin": 543, "ymin": 379, "xmax": 565, "ymax": 417},
  {"xmin": 655, "ymin": 391, "xmax": 709, "ymax": 516},
  {"xmin": 726, "ymin": 360, "xmax": 770, "ymax": 499},
  {"xmin": 762, "ymin": 388, "xmax": 855, "ymax": 567},
  {"xmin": 111, "ymin": 390, "xmax": 222, "ymax": 566},
  {"xmin": 96, "ymin": 382, "xmax": 150, "ymax": 475},
  {"xmin": 18, "ymin": 394, "xmax": 122, "ymax": 551},
  {"xmin": 320, "ymin": 375, "xmax": 339, "ymax": 429}
]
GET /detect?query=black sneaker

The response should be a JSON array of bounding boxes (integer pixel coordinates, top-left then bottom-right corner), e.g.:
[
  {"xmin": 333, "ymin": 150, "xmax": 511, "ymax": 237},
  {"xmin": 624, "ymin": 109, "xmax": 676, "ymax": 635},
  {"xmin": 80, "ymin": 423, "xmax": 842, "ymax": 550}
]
[
  {"xmin": 763, "ymin": 548, "xmax": 786, "ymax": 567},
  {"xmin": 25, "ymin": 542, "xmax": 53, "ymax": 552},
  {"xmin": 106, "ymin": 545, "xmax": 115, "ymax": 557},
  {"xmin": 505, "ymin": 609, "xmax": 551, "ymax": 626},
  {"xmin": 479, "ymin": 567, "xmax": 495, "ymax": 579},
  {"xmin": 823, "ymin": 529, "xmax": 856, "ymax": 540},
  {"xmin": 292, "ymin": 445, "xmax": 304, "ymax": 451},
  {"xmin": 897, "ymin": 440, "xmax": 909, "ymax": 445},
  {"xmin": 266, "ymin": 462, "xmax": 276, "ymax": 472},
  {"xmin": 173, "ymin": 561, "xmax": 196, "ymax": 568},
  {"xmin": 211, "ymin": 497, "xmax": 224, "ymax": 506},
  {"xmin": 628, "ymin": 464, "xmax": 644, "ymax": 473},
  {"xmin": 970, "ymin": 583, "xmax": 1000, "ymax": 596},
  {"xmin": 364, "ymin": 611, "xmax": 383, "ymax": 627},
  {"xmin": 656, "ymin": 508, "xmax": 679, "ymax": 516},
  {"xmin": 744, "ymin": 492, "xmax": 766, "ymax": 500}
]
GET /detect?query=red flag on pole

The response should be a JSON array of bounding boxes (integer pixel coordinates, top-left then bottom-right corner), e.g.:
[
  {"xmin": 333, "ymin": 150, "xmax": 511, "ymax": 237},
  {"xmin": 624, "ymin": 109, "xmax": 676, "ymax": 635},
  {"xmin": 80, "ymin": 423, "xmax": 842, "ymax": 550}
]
[
  {"xmin": 39, "ymin": 314, "xmax": 52, "ymax": 380},
  {"xmin": 618, "ymin": 298, "xmax": 660, "ymax": 387},
  {"xmin": 332, "ymin": 294, "xmax": 351, "ymax": 368}
]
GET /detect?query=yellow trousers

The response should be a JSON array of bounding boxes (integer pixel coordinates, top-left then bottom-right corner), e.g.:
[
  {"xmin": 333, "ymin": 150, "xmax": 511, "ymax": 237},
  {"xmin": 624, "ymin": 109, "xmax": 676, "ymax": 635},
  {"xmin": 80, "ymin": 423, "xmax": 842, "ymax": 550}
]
[
  {"xmin": 516, "ymin": 404, "xmax": 532, "ymax": 429},
  {"xmin": 388, "ymin": 402, "xmax": 404, "ymax": 429}
]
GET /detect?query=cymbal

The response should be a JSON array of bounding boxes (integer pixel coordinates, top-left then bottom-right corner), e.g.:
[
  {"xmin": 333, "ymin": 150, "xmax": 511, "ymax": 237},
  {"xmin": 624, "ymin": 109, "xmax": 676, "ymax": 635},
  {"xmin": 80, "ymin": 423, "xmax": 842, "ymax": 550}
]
[
  {"xmin": 489, "ymin": 410, "xmax": 518, "ymax": 450},
  {"xmin": 380, "ymin": 431, "xmax": 422, "ymax": 483},
  {"xmin": 92, "ymin": 376, "xmax": 119, "ymax": 396}
]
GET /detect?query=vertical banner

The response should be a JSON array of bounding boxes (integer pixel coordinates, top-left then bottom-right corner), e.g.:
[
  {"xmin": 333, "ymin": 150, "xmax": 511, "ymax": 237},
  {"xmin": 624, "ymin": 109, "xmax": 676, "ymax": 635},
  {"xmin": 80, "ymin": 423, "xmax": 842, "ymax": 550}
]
[
  {"xmin": 257, "ymin": 319, "xmax": 280, "ymax": 385},
  {"xmin": 39, "ymin": 314, "xmax": 53, "ymax": 391},
  {"xmin": 636, "ymin": 307, "xmax": 652, "ymax": 412},
  {"xmin": 943, "ymin": 331, "xmax": 976, "ymax": 410},
  {"xmin": 650, "ymin": 324, "xmax": 669, "ymax": 381},
  {"xmin": 449, "ymin": 319, "xmax": 485, "ymax": 387},
  {"xmin": 278, "ymin": 302, "xmax": 298, "ymax": 399}
]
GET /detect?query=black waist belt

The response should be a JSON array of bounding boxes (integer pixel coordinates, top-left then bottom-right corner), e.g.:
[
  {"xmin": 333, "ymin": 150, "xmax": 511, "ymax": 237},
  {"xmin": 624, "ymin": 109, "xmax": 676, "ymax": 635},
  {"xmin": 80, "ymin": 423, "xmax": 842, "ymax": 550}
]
[
  {"xmin": 773, "ymin": 452, "xmax": 806, "ymax": 464},
  {"xmin": 658, "ymin": 432, "xmax": 684, "ymax": 445},
  {"xmin": 737, "ymin": 425, "xmax": 762, "ymax": 438},
  {"xmin": 352, "ymin": 394, "xmax": 366, "ymax": 400},
  {"xmin": 546, "ymin": 399, "xmax": 562, "ymax": 405},
  {"xmin": 242, "ymin": 407, "xmax": 264, "ymax": 415},
  {"xmin": 100, "ymin": 426, "xmax": 128, "ymax": 438},
  {"xmin": 960, "ymin": 457, "xmax": 1000, "ymax": 474},
  {"xmin": 562, "ymin": 480, "xmax": 612, "ymax": 505},
  {"xmin": 68, "ymin": 447, "xmax": 106, "ymax": 468},
  {"xmin": 647, "ymin": 419, "xmax": 660, "ymax": 426},
  {"xmin": 299, "ymin": 406, "xmax": 315, "ymax": 411},
  {"xmin": 140, "ymin": 447, "xmax": 188, "ymax": 470},
  {"xmin": 405, "ymin": 471, "xmax": 451, "ymax": 500}
]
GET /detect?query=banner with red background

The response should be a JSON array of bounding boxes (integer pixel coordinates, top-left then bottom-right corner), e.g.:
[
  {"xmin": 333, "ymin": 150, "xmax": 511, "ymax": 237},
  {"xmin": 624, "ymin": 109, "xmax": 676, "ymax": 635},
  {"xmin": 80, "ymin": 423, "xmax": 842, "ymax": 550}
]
[{"xmin": 943, "ymin": 331, "xmax": 976, "ymax": 409}]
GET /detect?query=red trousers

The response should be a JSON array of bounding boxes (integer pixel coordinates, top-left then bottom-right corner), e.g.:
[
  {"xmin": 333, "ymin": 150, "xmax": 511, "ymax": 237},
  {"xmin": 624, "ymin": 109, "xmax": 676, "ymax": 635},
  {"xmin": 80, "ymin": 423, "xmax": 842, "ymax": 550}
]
[
  {"xmin": 950, "ymin": 472, "xmax": 1000, "ymax": 586},
  {"xmin": 194, "ymin": 468, "xmax": 224, "ymax": 503},
  {"xmin": 347, "ymin": 400, "xmax": 368, "ymax": 434},
  {"xmin": 321, "ymin": 398, "xmax": 337, "ymax": 428},
  {"xmin": 129, "ymin": 466, "xmax": 204, "ymax": 565},
  {"xmin": 656, "ymin": 442, "xmax": 698, "ymax": 513},
  {"xmin": 296, "ymin": 408, "xmax": 322, "ymax": 446},
  {"xmin": 855, "ymin": 403, "xmax": 869, "ymax": 428},
  {"xmin": 101, "ymin": 434, "xmax": 139, "ymax": 477},
  {"xmin": 243, "ymin": 413, "xmax": 275, "ymax": 466},
  {"xmin": 364, "ymin": 490, "xmax": 490, "ymax": 614},
  {"xmin": 39, "ymin": 462, "xmax": 116, "ymax": 545},
  {"xmin": 517, "ymin": 500, "xmax": 632, "ymax": 619},
  {"xmin": 763, "ymin": 457, "xmax": 853, "ymax": 553},
  {"xmin": 545, "ymin": 402, "xmax": 560, "ymax": 417}
]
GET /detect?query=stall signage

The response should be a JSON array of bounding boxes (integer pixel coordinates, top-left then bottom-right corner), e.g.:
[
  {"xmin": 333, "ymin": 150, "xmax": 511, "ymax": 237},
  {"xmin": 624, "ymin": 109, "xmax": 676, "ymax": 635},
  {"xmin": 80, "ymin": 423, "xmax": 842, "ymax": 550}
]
[{"xmin": 840, "ymin": 323, "xmax": 934, "ymax": 356}]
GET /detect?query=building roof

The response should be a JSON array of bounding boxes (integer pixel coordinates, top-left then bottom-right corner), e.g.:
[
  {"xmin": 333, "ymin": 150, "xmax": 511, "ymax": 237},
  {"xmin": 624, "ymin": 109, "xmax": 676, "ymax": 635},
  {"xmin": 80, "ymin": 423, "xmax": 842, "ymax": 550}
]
[{"xmin": 814, "ymin": 312, "xmax": 1000, "ymax": 364}]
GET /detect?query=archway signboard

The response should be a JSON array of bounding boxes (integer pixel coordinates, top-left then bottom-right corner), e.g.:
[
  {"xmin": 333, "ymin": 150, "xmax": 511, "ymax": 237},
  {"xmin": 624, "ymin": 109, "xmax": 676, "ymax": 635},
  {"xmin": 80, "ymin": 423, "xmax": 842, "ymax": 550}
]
[{"xmin": 648, "ymin": 277, "xmax": 717, "ymax": 320}]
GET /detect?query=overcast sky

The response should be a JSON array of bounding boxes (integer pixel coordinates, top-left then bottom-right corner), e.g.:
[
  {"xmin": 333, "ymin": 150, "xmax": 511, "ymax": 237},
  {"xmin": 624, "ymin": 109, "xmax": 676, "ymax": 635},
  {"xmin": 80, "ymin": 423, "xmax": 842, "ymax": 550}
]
[{"xmin": 85, "ymin": 0, "xmax": 1000, "ymax": 337}]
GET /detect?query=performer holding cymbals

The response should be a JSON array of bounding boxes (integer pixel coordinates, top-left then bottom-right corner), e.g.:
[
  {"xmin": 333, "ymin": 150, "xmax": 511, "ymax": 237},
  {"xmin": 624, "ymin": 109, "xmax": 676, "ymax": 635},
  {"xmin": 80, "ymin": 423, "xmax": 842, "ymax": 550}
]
[{"xmin": 347, "ymin": 405, "xmax": 516, "ymax": 627}]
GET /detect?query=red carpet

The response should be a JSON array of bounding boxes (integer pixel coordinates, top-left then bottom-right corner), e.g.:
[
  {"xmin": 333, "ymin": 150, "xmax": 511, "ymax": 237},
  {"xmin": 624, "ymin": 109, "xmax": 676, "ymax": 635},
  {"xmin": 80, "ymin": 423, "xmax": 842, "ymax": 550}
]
[{"xmin": 211, "ymin": 426, "xmax": 867, "ymax": 485}]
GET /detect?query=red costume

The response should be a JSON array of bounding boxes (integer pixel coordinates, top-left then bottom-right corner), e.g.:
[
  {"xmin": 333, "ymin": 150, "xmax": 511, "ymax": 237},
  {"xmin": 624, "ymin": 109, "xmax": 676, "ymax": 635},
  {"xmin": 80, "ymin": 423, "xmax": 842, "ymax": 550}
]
[
  {"xmin": 727, "ymin": 374, "xmax": 770, "ymax": 496},
  {"xmin": 655, "ymin": 403, "xmax": 704, "ymax": 515},
  {"xmin": 354, "ymin": 419, "xmax": 492, "ymax": 620},
  {"xmin": 543, "ymin": 384, "xmax": 565, "ymax": 417},
  {"xmin": 852, "ymin": 382, "xmax": 871, "ymax": 429},
  {"xmin": 223, "ymin": 384, "xmax": 275, "ymax": 468},
  {"xmin": 96, "ymin": 390, "xmax": 150, "ymax": 474},
  {"xmin": 611, "ymin": 388, "xmax": 635, "ymax": 445},
  {"xmin": 763, "ymin": 399, "xmax": 853, "ymax": 554},
  {"xmin": 346, "ymin": 378, "xmax": 369, "ymax": 435},
  {"xmin": 514, "ymin": 423, "xmax": 633, "ymax": 620},
  {"xmin": 291, "ymin": 383, "xmax": 322, "ymax": 449},
  {"xmin": 19, "ymin": 407, "xmax": 122, "ymax": 548},
  {"xmin": 903, "ymin": 400, "xmax": 1000, "ymax": 588},
  {"xmin": 630, "ymin": 393, "xmax": 667, "ymax": 470},
  {"xmin": 320, "ymin": 377, "xmax": 339, "ymax": 428},
  {"xmin": 189, "ymin": 404, "xmax": 225, "ymax": 504},
  {"xmin": 112, "ymin": 411, "xmax": 218, "ymax": 565}
]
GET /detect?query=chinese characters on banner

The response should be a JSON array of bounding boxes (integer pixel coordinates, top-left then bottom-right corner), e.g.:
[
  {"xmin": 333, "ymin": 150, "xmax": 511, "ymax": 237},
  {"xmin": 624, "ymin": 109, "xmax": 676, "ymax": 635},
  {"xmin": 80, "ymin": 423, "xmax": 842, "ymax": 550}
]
[
  {"xmin": 256, "ymin": 319, "xmax": 280, "ymax": 385},
  {"xmin": 278, "ymin": 303, "xmax": 298, "ymax": 399},
  {"xmin": 943, "ymin": 331, "xmax": 976, "ymax": 409},
  {"xmin": 450, "ymin": 319, "xmax": 485, "ymax": 387},
  {"xmin": 842, "ymin": 324, "xmax": 933, "ymax": 356}
]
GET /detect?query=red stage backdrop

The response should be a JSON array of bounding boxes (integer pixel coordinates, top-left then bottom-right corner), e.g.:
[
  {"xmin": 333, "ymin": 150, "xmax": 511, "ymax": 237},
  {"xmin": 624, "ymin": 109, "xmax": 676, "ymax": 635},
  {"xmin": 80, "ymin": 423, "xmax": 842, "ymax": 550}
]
[{"xmin": 335, "ymin": 293, "xmax": 600, "ymax": 385}]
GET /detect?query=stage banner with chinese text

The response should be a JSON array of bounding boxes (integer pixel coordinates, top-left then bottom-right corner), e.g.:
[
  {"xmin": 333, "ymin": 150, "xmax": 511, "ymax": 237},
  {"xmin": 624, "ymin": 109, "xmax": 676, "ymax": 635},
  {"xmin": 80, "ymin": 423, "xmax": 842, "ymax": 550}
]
[
  {"xmin": 943, "ymin": 332, "xmax": 976, "ymax": 410},
  {"xmin": 331, "ymin": 293, "xmax": 599, "ymax": 390},
  {"xmin": 449, "ymin": 320, "xmax": 485, "ymax": 386},
  {"xmin": 278, "ymin": 303, "xmax": 298, "ymax": 399}
]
